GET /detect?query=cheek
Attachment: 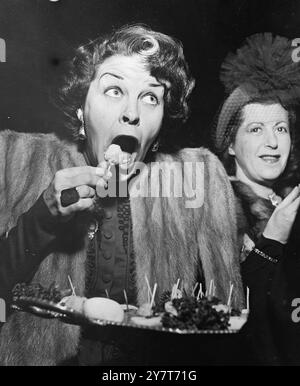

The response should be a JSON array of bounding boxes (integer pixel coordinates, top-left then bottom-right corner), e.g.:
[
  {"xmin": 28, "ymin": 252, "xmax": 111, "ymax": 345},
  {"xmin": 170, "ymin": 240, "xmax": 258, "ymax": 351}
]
[
  {"xmin": 234, "ymin": 144, "xmax": 260, "ymax": 174},
  {"xmin": 280, "ymin": 137, "xmax": 292, "ymax": 159},
  {"xmin": 85, "ymin": 91, "xmax": 120, "ymax": 132},
  {"xmin": 141, "ymin": 108, "xmax": 164, "ymax": 139},
  {"xmin": 84, "ymin": 104, "xmax": 114, "ymax": 153},
  {"xmin": 88, "ymin": 104, "xmax": 117, "ymax": 132},
  {"xmin": 235, "ymin": 136, "xmax": 261, "ymax": 161},
  {"xmin": 233, "ymin": 139, "xmax": 249, "ymax": 162},
  {"xmin": 152, "ymin": 106, "xmax": 164, "ymax": 130}
]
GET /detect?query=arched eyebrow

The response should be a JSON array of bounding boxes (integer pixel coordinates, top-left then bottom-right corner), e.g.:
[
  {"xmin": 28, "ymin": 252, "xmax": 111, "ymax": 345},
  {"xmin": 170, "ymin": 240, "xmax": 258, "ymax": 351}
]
[
  {"xmin": 274, "ymin": 121, "xmax": 288, "ymax": 125},
  {"xmin": 99, "ymin": 72, "xmax": 164, "ymax": 88},
  {"xmin": 247, "ymin": 122, "xmax": 264, "ymax": 125},
  {"xmin": 246, "ymin": 120, "xmax": 288, "ymax": 127},
  {"xmin": 99, "ymin": 72, "xmax": 123, "ymax": 80},
  {"xmin": 148, "ymin": 82, "xmax": 164, "ymax": 87}
]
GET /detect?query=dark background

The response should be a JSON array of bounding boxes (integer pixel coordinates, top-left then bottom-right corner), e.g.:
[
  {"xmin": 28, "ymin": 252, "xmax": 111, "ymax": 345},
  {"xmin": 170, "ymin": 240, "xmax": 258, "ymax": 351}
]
[{"xmin": 0, "ymin": 0, "xmax": 300, "ymax": 147}]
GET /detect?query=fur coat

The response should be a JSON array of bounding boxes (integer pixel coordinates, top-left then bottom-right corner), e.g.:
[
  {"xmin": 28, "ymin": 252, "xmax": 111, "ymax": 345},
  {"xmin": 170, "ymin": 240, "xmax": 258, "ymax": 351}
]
[
  {"xmin": 232, "ymin": 180, "xmax": 275, "ymax": 253},
  {"xmin": 0, "ymin": 130, "xmax": 243, "ymax": 366}
]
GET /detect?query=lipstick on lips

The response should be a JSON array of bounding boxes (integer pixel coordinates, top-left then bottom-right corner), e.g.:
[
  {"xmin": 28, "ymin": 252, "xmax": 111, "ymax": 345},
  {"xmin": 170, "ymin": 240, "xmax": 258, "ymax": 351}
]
[{"xmin": 259, "ymin": 154, "xmax": 281, "ymax": 164}]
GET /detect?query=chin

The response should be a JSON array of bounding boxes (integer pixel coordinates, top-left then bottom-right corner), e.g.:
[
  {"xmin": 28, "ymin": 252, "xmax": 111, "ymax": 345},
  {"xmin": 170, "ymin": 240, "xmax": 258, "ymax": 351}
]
[
  {"xmin": 260, "ymin": 166, "xmax": 285, "ymax": 180},
  {"xmin": 259, "ymin": 174, "xmax": 282, "ymax": 185}
]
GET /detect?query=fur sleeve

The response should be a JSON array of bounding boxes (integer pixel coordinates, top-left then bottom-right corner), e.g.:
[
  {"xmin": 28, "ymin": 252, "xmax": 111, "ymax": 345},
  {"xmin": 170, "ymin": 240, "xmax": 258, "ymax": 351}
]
[{"xmin": 0, "ymin": 130, "xmax": 85, "ymax": 233}]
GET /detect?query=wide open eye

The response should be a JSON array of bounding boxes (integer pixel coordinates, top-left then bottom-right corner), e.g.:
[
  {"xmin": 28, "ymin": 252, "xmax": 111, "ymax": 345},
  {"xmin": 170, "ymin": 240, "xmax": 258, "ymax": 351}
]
[
  {"xmin": 105, "ymin": 87, "xmax": 123, "ymax": 98},
  {"xmin": 142, "ymin": 93, "xmax": 159, "ymax": 105}
]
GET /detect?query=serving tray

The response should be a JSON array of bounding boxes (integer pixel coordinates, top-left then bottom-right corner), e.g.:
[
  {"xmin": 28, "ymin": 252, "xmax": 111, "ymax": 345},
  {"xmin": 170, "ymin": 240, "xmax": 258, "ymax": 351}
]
[{"xmin": 11, "ymin": 295, "xmax": 242, "ymax": 335}]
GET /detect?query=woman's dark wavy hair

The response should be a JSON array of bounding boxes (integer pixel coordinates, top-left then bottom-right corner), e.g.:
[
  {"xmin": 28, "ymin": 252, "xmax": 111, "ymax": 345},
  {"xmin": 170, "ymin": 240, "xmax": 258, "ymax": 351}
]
[
  {"xmin": 219, "ymin": 98, "xmax": 300, "ymax": 193},
  {"xmin": 58, "ymin": 24, "xmax": 195, "ymax": 152}
]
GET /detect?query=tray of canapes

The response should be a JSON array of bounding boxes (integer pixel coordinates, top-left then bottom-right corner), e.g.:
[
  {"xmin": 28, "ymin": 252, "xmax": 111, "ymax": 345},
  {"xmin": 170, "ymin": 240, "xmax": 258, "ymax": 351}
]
[{"xmin": 11, "ymin": 280, "xmax": 248, "ymax": 335}]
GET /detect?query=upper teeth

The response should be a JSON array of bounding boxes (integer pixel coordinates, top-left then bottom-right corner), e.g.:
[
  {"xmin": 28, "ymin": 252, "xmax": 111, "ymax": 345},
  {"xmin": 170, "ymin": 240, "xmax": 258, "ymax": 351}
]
[{"xmin": 260, "ymin": 156, "xmax": 279, "ymax": 163}]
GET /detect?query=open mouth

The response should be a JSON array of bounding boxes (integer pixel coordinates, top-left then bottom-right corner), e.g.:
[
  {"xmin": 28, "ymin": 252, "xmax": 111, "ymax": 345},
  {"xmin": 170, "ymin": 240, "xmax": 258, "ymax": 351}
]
[
  {"xmin": 112, "ymin": 135, "xmax": 139, "ymax": 154},
  {"xmin": 259, "ymin": 155, "xmax": 280, "ymax": 164},
  {"xmin": 108, "ymin": 135, "xmax": 139, "ymax": 169}
]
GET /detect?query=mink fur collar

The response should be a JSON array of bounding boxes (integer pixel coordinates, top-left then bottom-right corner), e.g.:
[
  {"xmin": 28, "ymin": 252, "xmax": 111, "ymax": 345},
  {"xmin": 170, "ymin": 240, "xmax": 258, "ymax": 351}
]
[{"xmin": 231, "ymin": 180, "xmax": 275, "ymax": 244}]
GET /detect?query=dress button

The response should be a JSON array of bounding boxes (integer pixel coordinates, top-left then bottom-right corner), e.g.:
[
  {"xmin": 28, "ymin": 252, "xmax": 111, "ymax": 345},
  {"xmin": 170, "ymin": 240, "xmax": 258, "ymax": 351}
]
[
  {"xmin": 103, "ymin": 273, "xmax": 112, "ymax": 283},
  {"xmin": 103, "ymin": 231, "xmax": 113, "ymax": 240},
  {"xmin": 103, "ymin": 252, "xmax": 112, "ymax": 260},
  {"xmin": 25, "ymin": 249, "xmax": 36, "ymax": 257},
  {"xmin": 105, "ymin": 210, "xmax": 113, "ymax": 219}
]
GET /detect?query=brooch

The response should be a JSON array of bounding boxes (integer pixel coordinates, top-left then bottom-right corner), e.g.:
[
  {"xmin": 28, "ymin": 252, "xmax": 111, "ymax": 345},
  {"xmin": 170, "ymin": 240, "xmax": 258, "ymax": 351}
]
[
  {"xmin": 268, "ymin": 192, "xmax": 281, "ymax": 207},
  {"xmin": 87, "ymin": 220, "xmax": 99, "ymax": 240}
]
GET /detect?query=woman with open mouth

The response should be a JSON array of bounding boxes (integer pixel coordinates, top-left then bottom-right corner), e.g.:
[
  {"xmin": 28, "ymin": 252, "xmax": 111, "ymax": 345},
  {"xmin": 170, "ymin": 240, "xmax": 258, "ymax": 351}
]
[
  {"xmin": 0, "ymin": 24, "xmax": 243, "ymax": 365},
  {"xmin": 213, "ymin": 33, "xmax": 300, "ymax": 365}
]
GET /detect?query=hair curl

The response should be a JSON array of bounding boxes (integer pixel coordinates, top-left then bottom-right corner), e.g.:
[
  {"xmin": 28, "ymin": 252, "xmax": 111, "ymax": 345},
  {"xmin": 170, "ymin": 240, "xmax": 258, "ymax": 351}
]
[{"xmin": 58, "ymin": 24, "xmax": 195, "ymax": 151}]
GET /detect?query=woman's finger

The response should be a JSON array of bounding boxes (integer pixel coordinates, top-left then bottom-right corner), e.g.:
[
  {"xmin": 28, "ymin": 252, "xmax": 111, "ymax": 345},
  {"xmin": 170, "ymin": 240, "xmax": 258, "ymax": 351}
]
[
  {"xmin": 98, "ymin": 160, "xmax": 108, "ymax": 170},
  {"xmin": 60, "ymin": 166, "xmax": 105, "ymax": 178},
  {"xmin": 285, "ymin": 196, "xmax": 300, "ymax": 215},
  {"xmin": 278, "ymin": 186, "xmax": 300, "ymax": 208},
  {"xmin": 75, "ymin": 198, "xmax": 95, "ymax": 212},
  {"xmin": 61, "ymin": 198, "xmax": 95, "ymax": 214},
  {"xmin": 76, "ymin": 185, "xmax": 96, "ymax": 199},
  {"xmin": 65, "ymin": 172, "xmax": 107, "ymax": 189},
  {"xmin": 96, "ymin": 177, "xmax": 112, "ymax": 198},
  {"xmin": 98, "ymin": 160, "xmax": 113, "ymax": 179}
]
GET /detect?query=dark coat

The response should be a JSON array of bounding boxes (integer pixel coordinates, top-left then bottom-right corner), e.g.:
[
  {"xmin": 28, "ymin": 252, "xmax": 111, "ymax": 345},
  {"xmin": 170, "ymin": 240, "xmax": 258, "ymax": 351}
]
[{"xmin": 233, "ymin": 180, "xmax": 300, "ymax": 365}]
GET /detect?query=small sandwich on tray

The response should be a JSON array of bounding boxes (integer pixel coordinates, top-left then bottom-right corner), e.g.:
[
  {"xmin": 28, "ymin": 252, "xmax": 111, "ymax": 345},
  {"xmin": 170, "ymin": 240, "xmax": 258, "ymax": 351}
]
[
  {"xmin": 61, "ymin": 296, "xmax": 125, "ymax": 323},
  {"xmin": 130, "ymin": 279, "xmax": 249, "ymax": 331}
]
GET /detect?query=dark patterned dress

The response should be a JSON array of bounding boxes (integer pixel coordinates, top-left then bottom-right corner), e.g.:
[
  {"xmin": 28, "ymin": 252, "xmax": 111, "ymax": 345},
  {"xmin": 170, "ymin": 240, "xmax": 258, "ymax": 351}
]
[{"xmin": 79, "ymin": 196, "xmax": 138, "ymax": 365}]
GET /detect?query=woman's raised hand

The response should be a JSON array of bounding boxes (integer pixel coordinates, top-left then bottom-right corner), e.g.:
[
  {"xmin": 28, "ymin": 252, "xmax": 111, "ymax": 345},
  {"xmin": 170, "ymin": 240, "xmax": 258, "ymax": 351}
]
[
  {"xmin": 263, "ymin": 185, "xmax": 300, "ymax": 244},
  {"xmin": 43, "ymin": 165, "xmax": 111, "ymax": 218}
]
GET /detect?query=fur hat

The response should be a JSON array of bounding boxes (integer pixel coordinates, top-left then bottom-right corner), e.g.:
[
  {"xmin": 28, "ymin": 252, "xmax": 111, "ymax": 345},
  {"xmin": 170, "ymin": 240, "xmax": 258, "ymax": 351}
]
[{"xmin": 213, "ymin": 33, "xmax": 300, "ymax": 153}]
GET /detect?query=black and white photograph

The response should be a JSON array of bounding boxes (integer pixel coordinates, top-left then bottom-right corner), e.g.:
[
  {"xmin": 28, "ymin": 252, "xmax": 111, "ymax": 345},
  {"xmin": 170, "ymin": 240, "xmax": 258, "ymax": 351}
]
[{"xmin": 0, "ymin": 0, "xmax": 300, "ymax": 370}]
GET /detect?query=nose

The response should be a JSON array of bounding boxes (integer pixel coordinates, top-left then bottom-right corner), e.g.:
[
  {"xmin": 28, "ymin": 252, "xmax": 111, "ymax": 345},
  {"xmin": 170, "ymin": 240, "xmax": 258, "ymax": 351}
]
[
  {"xmin": 264, "ymin": 129, "xmax": 278, "ymax": 149},
  {"xmin": 120, "ymin": 98, "xmax": 140, "ymax": 126}
]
